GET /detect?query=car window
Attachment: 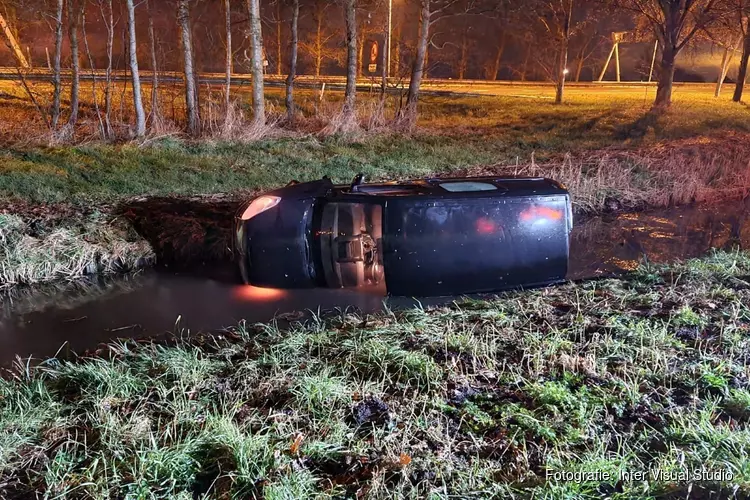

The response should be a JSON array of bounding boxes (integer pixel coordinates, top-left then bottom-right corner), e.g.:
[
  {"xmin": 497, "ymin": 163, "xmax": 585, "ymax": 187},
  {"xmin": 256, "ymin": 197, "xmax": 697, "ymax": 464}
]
[{"xmin": 439, "ymin": 181, "xmax": 498, "ymax": 192}]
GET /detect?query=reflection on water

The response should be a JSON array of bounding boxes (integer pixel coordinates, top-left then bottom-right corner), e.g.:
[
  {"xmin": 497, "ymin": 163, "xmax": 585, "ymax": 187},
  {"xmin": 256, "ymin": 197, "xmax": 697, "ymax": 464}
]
[
  {"xmin": 568, "ymin": 199, "xmax": 750, "ymax": 279},
  {"xmin": 1, "ymin": 199, "xmax": 749, "ymax": 365}
]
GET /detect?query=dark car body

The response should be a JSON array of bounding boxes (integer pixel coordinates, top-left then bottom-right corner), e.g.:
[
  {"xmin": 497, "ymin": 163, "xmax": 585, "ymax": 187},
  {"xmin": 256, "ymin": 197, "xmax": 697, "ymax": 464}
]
[{"xmin": 235, "ymin": 176, "xmax": 572, "ymax": 297}]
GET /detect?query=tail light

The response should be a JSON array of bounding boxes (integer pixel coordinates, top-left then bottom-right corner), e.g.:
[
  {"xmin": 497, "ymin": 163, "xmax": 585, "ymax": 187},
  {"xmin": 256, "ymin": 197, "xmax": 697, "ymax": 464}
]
[{"xmin": 240, "ymin": 195, "xmax": 281, "ymax": 221}]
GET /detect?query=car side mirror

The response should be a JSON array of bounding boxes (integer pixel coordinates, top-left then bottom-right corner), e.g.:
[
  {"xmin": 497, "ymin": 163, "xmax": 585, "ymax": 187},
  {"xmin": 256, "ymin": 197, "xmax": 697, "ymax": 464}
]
[{"xmin": 351, "ymin": 173, "xmax": 365, "ymax": 192}]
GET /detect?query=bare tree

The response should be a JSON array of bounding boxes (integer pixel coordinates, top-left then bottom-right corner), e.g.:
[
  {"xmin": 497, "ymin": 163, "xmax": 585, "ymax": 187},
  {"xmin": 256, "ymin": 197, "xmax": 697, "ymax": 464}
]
[
  {"xmin": 246, "ymin": 0, "xmax": 265, "ymax": 125},
  {"xmin": 224, "ymin": 0, "xmax": 232, "ymax": 113},
  {"xmin": 126, "ymin": 0, "xmax": 145, "ymax": 137},
  {"xmin": 615, "ymin": 0, "xmax": 720, "ymax": 108},
  {"xmin": 485, "ymin": 31, "xmax": 507, "ymax": 80},
  {"xmin": 51, "ymin": 0, "xmax": 63, "ymax": 129},
  {"xmin": 300, "ymin": 0, "xmax": 338, "ymax": 76},
  {"xmin": 401, "ymin": 0, "xmax": 481, "ymax": 126},
  {"xmin": 528, "ymin": 0, "xmax": 576, "ymax": 103},
  {"xmin": 100, "ymin": 0, "xmax": 115, "ymax": 138},
  {"xmin": 286, "ymin": 0, "xmax": 300, "ymax": 121},
  {"xmin": 146, "ymin": 0, "xmax": 159, "ymax": 119},
  {"xmin": 276, "ymin": 0, "xmax": 283, "ymax": 75},
  {"xmin": 343, "ymin": 0, "xmax": 357, "ymax": 120},
  {"xmin": 178, "ymin": 0, "xmax": 199, "ymax": 135},
  {"xmin": 457, "ymin": 25, "xmax": 473, "ymax": 79},
  {"xmin": 81, "ymin": 8, "xmax": 104, "ymax": 137},
  {"xmin": 67, "ymin": 0, "xmax": 82, "ymax": 128},
  {"xmin": 401, "ymin": 0, "xmax": 430, "ymax": 127}
]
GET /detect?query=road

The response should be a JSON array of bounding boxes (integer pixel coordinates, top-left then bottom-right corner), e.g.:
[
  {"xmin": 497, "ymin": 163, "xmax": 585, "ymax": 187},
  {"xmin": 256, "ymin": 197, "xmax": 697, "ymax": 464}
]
[{"xmin": 0, "ymin": 66, "xmax": 672, "ymax": 98}]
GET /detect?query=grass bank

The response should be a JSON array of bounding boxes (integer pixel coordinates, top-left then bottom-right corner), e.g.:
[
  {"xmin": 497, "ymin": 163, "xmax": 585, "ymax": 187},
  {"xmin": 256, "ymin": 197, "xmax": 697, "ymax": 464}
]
[{"xmin": 2, "ymin": 250, "xmax": 750, "ymax": 497}]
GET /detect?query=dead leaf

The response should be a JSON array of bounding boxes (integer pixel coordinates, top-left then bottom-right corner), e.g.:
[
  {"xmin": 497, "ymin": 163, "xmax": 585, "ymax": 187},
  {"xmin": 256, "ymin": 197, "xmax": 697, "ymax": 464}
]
[
  {"xmin": 399, "ymin": 453, "xmax": 412, "ymax": 466},
  {"xmin": 290, "ymin": 433, "xmax": 305, "ymax": 455}
]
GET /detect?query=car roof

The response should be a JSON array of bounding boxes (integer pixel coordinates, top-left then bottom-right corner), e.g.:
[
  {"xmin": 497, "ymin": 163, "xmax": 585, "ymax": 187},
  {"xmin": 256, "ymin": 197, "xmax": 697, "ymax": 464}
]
[{"xmin": 331, "ymin": 176, "xmax": 568, "ymax": 198}]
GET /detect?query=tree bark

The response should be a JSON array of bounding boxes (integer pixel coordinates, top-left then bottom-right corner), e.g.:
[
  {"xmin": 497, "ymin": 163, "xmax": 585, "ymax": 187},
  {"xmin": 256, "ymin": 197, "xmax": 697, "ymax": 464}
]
[
  {"xmin": 126, "ymin": 0, "xmax": 146, "ymax": 137},
  {"xmin": 458, "ymin": 30, "xmax": 468, "ymax": 79},
  {"xmin": 315, "ymin": 10, "xmax": 322, "ymax": 76},
  {"xmin": 715, "ymin": 45, "xmax": 736, "ymax": 98},
  {"xmin": 734, "ymin": 30, "xmax": 750, "ymax": 102},
  {"xmin": 654, "ymin": 43, "xmax": 677, "ymax": 107},
  {"xmin": 0, "ymin": 11, "xmax": 29, "ymax": 68},
  {"xmin": 146, "ymin": 0, "xmax": 159, "ymax": 119},
  {"xmin": 81, "ymin": 9, "xmax": 104, "ymax": 137},
  {"xmin": 51, "ymin": 0, "xmax": 64, "ymax": 129},
  {"xmin": 357, "ymin": 32, "xmax": 364, "ymax": 78},
  {"xmin": 67, "ymin": 0, "xmax": 81, "ymax": 127},
  {"xmin": 178, "ymin": 0, "xmax": 199, "ymax": 135},
  {"xmin": 103, "ymin": 0, "xmax": 114, "ymax": 138},
  {"xmin": 393, "ymin": 21, "xmax": 400, "ymax": 75},
  {"xmin": 286, "ymin": 0, "xmax": 299, "ymax": 121},
  {"xmin": 403, "ymin": 0, "xmax": 430, "ymax": 125},
  {"xmin": 520, "ymin": 43, "xmax": 531, "ymax": 81},
  {"xmin": 555, "ymin": 0, "xmax": 572, "ymax": 104},
  {"xmin": 246, "ymin": 0, "xmax": 266, "ymax": 125},
  {"xmin": 575, "ymin": 54, "xmax": 584, "ymax": 82},
  {"xmin": 276, "ymin": 0, "xmax": 283, "ymax": 75},
  {"xmin": 490, "ymin": 34, "xmax": 506, "ymax": 80},
  {"xmin": 343, "ymin": 0, "xmax": 357, "ymax": 118},
  {"xmin": 224, "ymin": 0, "xmax": 232, "ymax": 112}
]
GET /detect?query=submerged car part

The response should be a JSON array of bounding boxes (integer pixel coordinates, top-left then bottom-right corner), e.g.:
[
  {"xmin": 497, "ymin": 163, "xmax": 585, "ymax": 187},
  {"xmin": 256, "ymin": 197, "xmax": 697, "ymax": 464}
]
[{"xmin": 235, "ymin": 175, "xmax": 572, "ymax": 297}]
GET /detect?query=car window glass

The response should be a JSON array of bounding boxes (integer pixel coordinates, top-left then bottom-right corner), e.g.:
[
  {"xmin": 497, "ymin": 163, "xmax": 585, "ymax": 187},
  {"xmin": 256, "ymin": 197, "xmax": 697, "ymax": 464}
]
[{"xmin": 439, "ymin": 182, "xmax": 498, "ymax": 192}]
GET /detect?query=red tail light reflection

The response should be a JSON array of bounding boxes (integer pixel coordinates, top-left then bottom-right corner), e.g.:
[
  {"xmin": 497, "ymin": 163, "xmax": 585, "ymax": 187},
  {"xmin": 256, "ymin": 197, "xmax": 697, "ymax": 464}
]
[
  {"xmin": 475, "ymin": 217, "xmax": 498, "ymax": 235},
  {"xmin": 520, "ymin": 206, "xmax": 564, "ymax": 223},
  {"xmin": 232, "ymin": 285, "xmax": 287, "ymax": 302}
]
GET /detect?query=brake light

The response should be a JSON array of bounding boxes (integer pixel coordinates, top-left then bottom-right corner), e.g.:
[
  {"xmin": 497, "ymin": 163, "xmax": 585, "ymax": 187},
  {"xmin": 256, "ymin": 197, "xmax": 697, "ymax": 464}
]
[{"xmin": 240, "ymin": 196, "xmax": 281, "ymax": 220}]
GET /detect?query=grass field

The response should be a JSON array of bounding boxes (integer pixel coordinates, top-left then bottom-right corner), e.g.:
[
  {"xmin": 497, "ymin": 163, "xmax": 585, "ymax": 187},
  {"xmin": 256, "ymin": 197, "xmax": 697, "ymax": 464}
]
[
  {"xmin": 2, "ymin": 250, "xmax": 750, "ymax": 497},
  {"xmin": 2, "ymin": 80, "xmax": 750, "ymax": 287}
]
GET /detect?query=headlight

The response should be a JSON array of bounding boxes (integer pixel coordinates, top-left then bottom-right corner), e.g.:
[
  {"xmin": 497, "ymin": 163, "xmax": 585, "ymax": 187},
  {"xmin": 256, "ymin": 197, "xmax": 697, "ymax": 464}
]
[{"xmin": 240, "ymin": 195, "xmax": 281, "ymax": 221}]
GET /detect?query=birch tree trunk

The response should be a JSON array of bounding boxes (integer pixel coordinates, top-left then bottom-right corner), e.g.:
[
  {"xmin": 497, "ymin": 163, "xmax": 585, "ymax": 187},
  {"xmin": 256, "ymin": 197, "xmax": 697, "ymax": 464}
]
[
  {"xmin": 286, "ymin": 0, "xmax": 299, "ymax": 121},
  {"xmin": 51, "ymin": 0, "xmax": 64, "ymax": 129},
  {"xmin": 343, "ymin": 0, "xmax": 357, "ymax": 120},
  {"xmin": 276, "ymin": 0, "xmax": 282, "ymax": 75},
  {"xmin": 178, "ymin": 0, "xmax": 199, "ymax": 135},
  {"xmin": 0, "ymin": 11, "xmax": 30, "ymax": 68},
  {"xmin": 246, "ymin": 0, "xmax": 266, "ymax": 125},
  {"xmin": 224, "ymin": 0, "xmax": 232, "ymax": 112},
  {"xmin": 103, "ymin": 0, "xmax": 114, "ymax": 138},
  {"xmin": 126, "ymin": 0, "xmax": 146, "ymax": 137},
  {"xmin": 67, "ymin": 0, "xmax": 81, "ymax": 127},
  {"xmin": 146, "ymin": 0, "xmax": 159, "ymax": 119}
]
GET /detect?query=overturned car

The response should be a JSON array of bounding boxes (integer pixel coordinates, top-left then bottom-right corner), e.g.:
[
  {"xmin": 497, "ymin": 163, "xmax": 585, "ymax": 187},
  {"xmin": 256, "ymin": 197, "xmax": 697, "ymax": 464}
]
[{"xmin": 234, "ymin": 175, "xmax": 572, "ymax": 297}]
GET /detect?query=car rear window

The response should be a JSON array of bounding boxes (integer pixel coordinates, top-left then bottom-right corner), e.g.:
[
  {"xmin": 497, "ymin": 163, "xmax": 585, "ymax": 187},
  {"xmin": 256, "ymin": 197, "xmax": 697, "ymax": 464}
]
[{"xmin": 439, "ymin": 181, "xmax": 498, "ymax": 192}]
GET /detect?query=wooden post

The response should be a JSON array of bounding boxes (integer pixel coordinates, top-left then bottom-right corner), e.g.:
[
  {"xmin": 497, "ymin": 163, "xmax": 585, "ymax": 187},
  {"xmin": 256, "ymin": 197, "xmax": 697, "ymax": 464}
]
[
  {"xmin": 614, "ymin": 42, "xmax": 621, "ymax": 82},
  {"xmin": 598, "ymin": 43, "xmax": 616, "ymax": 82},
  {"xmin": 648, "ymin": 40, "xmax": 658, "ymax": 83}
]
